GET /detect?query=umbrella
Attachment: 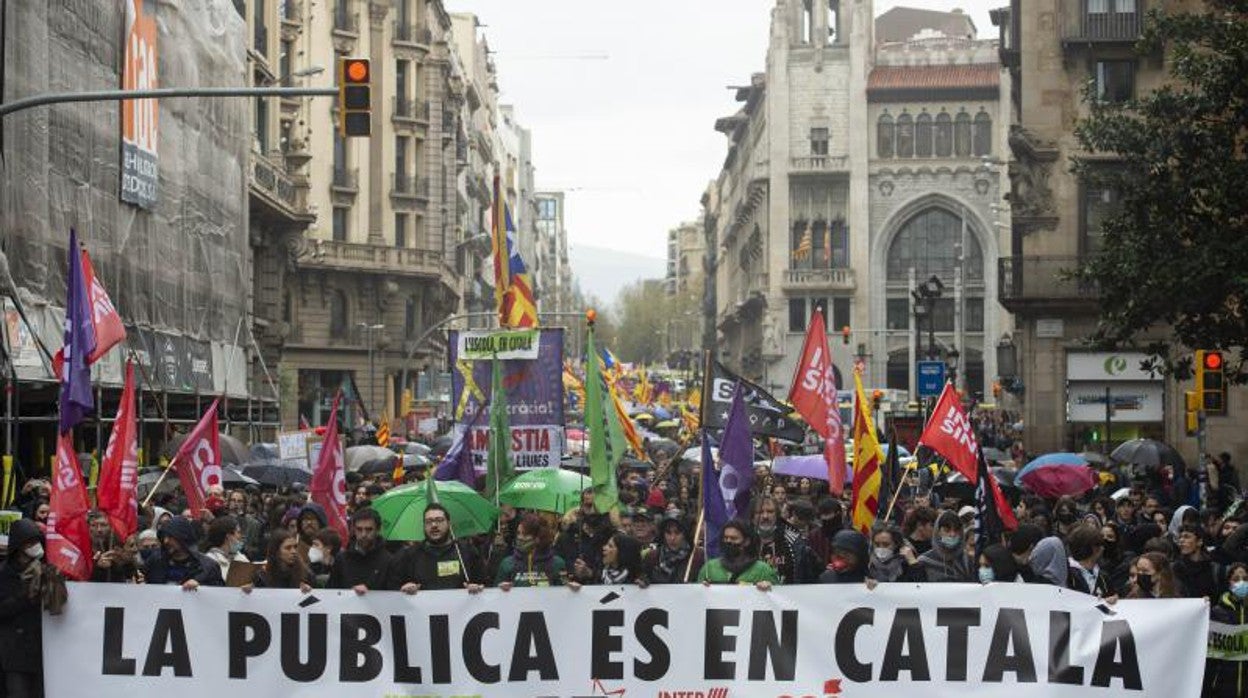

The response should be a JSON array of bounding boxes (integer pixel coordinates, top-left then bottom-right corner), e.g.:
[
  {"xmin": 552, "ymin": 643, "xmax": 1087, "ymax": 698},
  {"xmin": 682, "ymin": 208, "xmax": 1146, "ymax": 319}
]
[
  {"xmin": 222, "ymin": 466, "xmax": 260, "ymax": 486},
  {"xmin": 633, "ymin": 413, "xmax": 655, "ymax": 423},
  {"xmin": 1111, "ymin": 439, "xmax": 1186, "ymax": 471},
  {"xmin": 371, "ymin": 480, "xmax": 498, "ymax": 542},
  {"xmin": 345, "ymin": 445, "xmax": 397, "ymax": 472},
  {"xmin": 565, "ymin": 428, "xmax": 586, "ymax": 442},
  {"xmin": 680, "ymin": 446, "xmax": 715, "ymax": 463},
  {"xmin": 240, "ymin": 464, "xmax": 311, "ymax": 488},
  {"xmin": 1079, "ymin": 450, "xmax": 1108, "ymax": 465},
  {"xmin": 430, "ymin": 434, "xmax": 455, "ymax": 457},
  {"xmin": 654, "ymin": 419, "xmax": 679, "ymax": 429},
  {"xmin": 982, "ymin": 447, "xmax": 1010, "ymax": 463},
  {"xmin": 164, "ymin": 432, "xmax": 250, "ymax": 466},
  {"xmin": 498, "ymin": 469, "xmax": 591, "ymax": 514},
  {"xmin": 1018, "ymin": 453, "xmax": 1097, "ymax": 498},
  {"xmin": 652, "ymin": 407, "xmax": 673, "ymax": 421},
  {"xmin": 398, "ymin": 442, "xmax": 432, "ymax": 456}
]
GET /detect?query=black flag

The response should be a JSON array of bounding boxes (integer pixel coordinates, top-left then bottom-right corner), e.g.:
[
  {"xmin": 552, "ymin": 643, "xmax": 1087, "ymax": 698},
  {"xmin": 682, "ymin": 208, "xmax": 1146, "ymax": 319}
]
[{"xmin": 702, "ymin": 362, "xmax": 805, "ymax": 442}]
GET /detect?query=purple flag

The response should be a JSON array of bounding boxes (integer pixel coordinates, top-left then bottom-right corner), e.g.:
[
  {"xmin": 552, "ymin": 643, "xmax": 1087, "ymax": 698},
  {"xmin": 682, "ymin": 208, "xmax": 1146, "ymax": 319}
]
[
  {"xmin": 434, "ymin": 406, "xmax": 484, "ymax": 488},
  {"xmin": 59, "ymin": 229, "xmax": 96, "ymax": 434},
  {"xmin": 719, "ymin": 383, "xmax": 756, "ymax": 520},
  {"xmin": 700, "ymin": 435, "xmax": 725, "ymax": 559}
]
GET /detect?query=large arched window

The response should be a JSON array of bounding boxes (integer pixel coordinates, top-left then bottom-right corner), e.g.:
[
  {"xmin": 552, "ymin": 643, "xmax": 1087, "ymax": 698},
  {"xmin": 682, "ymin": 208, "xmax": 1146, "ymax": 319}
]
[
  {"xmin": 877, "ymin": 113, "xmax": 894, "ymax": 158},
  {"xmin": 885, "ymin": 208, "xmax": 984, "ymax": 283},
  {"xmin": 973, "ymin": 110, "xmax": 993, "ymax": 156},
  {"xmin": 915, "ymin": 112, "xmax": 933, "ymax": 158},
  {"xmin": 954, "ymin": 111, "xmax": 972, "ymax": 157},
  {"xmin": 934, "ymin": 112, "xmax": 953, "ymax": 157},
  {"xmin": 329, "ymin": 290, "xmax": 349, "ymax": 338},
  {"xmin": 896, "ymin": 112, "xmax": 914, "ymax": 158}
]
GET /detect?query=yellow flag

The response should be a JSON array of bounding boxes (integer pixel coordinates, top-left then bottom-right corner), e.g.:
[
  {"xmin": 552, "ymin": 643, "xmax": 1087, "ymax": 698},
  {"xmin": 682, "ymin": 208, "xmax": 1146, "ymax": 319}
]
[{"xmin": 850, "ymin": 371, "xmax": 884, "ymax": 534}]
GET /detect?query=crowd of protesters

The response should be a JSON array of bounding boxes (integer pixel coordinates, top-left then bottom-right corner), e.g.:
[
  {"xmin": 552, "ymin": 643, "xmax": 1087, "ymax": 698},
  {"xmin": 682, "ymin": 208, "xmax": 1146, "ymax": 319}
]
[{"xmin": 1, "ymin": 437, "xmax": 1246, "ymax": 696}]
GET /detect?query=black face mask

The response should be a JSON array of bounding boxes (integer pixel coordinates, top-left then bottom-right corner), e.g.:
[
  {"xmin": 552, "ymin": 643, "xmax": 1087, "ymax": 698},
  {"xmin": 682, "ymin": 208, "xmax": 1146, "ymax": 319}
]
[
  {"xmin": 1136, "ymin": 573, "xmax": 1155, "ymax": 594},
  {"xmin": 821, "ymin": 518, "xmax": 841, "ymax": 537},
  {"xmin": 1057, "ymin": 510, "xmax": 1077, "ymax": 524},
  {"xmin": 721, "ymin": 542, "xmax": 744, "ymax": 559}
]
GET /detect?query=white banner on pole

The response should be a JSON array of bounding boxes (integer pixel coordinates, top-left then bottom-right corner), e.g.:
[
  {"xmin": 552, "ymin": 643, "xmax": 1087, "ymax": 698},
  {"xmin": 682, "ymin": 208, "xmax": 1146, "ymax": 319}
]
[{"xmin": 45, "ymin": 582, "xmax": 1207, "ymax": 697}]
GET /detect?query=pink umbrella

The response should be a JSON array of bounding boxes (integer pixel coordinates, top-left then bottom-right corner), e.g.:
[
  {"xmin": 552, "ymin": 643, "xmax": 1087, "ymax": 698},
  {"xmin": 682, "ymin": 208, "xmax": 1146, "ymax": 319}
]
[{"xmin": 1018, "ymin": 453, "xmax": 1097, "ymax": 498}]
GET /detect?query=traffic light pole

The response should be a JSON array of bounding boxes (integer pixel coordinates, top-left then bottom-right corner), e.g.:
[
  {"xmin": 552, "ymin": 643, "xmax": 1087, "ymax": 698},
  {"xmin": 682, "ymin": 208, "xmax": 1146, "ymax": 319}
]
[{"xmin": 0, "ymin": 86, "xmax": 340, "ymax": 118}]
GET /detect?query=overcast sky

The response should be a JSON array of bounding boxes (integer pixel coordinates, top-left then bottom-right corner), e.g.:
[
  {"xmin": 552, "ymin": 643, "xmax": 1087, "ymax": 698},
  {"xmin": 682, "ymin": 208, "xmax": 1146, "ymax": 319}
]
[{"xmin": 448, "ymin": 0, "xmax": 1001, "ymax": 265}]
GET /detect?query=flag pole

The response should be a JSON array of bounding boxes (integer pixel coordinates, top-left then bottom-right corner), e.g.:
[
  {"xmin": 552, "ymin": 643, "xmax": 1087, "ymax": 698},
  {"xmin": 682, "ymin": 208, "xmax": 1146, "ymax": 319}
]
[
  {"xmin": 684, "ymin": 508, "xmax": 705, "ymax": 583},
  {"xmin": 881, "ymin": 466, "xmax": 911, "ymax": 525}
]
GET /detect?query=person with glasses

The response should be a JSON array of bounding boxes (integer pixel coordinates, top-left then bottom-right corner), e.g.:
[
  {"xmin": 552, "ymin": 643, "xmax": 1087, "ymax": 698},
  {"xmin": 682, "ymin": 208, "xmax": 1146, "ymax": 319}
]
[{"xmin": 387, "ymin": 503, "xmax": 484, "ymax": 593}]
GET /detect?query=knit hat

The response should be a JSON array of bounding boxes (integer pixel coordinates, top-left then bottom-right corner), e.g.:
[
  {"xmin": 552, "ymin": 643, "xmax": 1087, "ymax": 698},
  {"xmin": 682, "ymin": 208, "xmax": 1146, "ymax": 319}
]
[{"xmin": 645, "ymin": 488, "xmax": 667, "ymax": 510}]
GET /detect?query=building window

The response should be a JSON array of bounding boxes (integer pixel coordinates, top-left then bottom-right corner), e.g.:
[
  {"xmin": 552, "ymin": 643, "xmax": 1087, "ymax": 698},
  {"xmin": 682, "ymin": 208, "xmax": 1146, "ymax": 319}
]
[
  {"xmin": 1081, "ymin": 172, "xmax": 1122, "ymax": 256},
  {"xmin": 253, "ymin": 0, "xmax": 268, "ymax": 56},
  {"xmin": 254, "ymin": 97, "xmax": 269, "ymax": 152},
  {"xmin": 396, "ymin": 60, "xmax": 409, "ymax": 109},
  {"xmin": 973, "ymin": 110, "xmax": 992, "ymax": 156},
  {"xmin": 404, "ymin": 293, "xmax": 422, "ymax": 338},
  {"xmin": 395, "ymin": 135, "xmax": 410, "ymax": 189},
  {"xmin": 801, "ymin": 0, "xmax": 814, "ymax": 44},
  {"xmin": 827, "ymin": 1, "xmax": 840, "ymax": 43},
  {"xmin": 966, "ymin": 297, "xmax": 984, "ymax": 332},
  {"xmin": 395, "ymin": 213, "xmax": 408, "ymax": 248},
  {"xmin": 887, "ymin": 353, "xmax": 910, "ymax": 392},
  {"xmin": 790, "ymin": 218, "xmax": 848, "ymax": 270},
  {"xmin": 810, "ymin": 127, "xmax": 829, "ymax": 156},
  {"xmin": 886, "ymin": 298, "xmax": 910, "ymax": 330},
  {"xmin": 877, "ymin": 113, "xmax": 894, "ymax": 158},
  {"xmin": 915, "ymin": 112, "xmax": 933, "ymax": 158},
  {"xmin": 333, "ymin": 129, "xmax": 347, "ymax": 172},
  {"xmin": 279, "ymin": 40, "xmax": 292, "ymax": 82},
  {"xmin": 332, "ymin": 207, "xmax": 348, "ymax": 241},
  {"xmin": 789, "ymin": 297, "xmax": 849, "ymax": 332},
  {"xmin": 1094, "ymin": 60, "xmax": 1135, "ymax": 103},
  {"xmin": 329, "ymin": 290, "xmax": 349, "ymax": 338},
  {"xmin": 829, "ymin": 296, "xmax": 851, "ymax": 331},
  {"xmin": 886, "ymin": 208, "xmax": 984, "ymax": 283},
  {"xmin": 954, "ymin": 111, "xmax": 972, "ymax": 157},
  {"xmin": 934, "ymin": 111, "xmax": 953, "ymax": 157},
  {"xmin": 789, "ymin": 298, "xmax": 806, "ymax": 333},
  {"xmin": 895, "ymin": 112, "xmax": 914, "ymax": 158}
]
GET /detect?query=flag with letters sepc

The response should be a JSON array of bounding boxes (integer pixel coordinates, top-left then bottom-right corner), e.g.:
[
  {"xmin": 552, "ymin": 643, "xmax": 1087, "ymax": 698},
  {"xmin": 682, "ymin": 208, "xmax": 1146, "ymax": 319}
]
[{"xmin": 702, "ymin": 362, "xmax": 804, "ymax": 442}]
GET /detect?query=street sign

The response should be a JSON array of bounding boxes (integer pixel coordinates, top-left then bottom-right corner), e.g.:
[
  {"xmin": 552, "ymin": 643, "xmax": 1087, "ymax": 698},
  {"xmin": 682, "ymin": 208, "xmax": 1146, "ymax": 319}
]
[{"xmin": 917, "ymin": 361, "xmax": 945, "ymax": 398}]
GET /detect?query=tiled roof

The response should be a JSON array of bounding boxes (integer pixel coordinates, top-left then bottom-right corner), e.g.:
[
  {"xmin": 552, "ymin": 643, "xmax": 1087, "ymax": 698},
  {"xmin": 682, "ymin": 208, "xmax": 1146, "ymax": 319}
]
[{"xmin": 868, "ymin": 64, "xmax": 1000, "ymax": 92}]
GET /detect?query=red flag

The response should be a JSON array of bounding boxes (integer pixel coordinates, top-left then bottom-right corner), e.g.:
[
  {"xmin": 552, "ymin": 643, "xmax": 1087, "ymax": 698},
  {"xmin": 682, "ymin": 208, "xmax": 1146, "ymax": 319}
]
[
  {"xmin": 52, "ymin": 248, "xmax": 127, "ymax": 375},
  {"xmin": 310, "ymin": 392, "xmax": 349, "ymax": 540},
  {"xmin": 49, "ymin": 433, "xmax": 93, "ymax": 580},
  {"xmin": 788, "ymin": 309, "xmax": 846, "ymax": 494},
  {"xmin": 98, "ymin": 361, "xmax": 139, "ymax": 539},
  {"xmin": 918, "ymin": 383, "xmax": 979, "ymax": 484},
  {"xmin": 172, "ymin": 398, "xmax": 222, "ymax": 514}
]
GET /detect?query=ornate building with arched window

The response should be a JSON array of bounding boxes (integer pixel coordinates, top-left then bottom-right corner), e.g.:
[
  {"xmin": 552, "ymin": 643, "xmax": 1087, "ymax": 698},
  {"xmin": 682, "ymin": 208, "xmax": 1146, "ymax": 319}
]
[{"xmin": 709, "ymin": 1, "xmax": 1012, "ymax": 404}]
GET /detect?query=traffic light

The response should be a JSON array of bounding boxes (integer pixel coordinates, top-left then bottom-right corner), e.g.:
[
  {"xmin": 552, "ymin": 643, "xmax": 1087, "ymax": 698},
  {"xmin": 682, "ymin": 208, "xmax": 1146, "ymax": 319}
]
[
  {"xmin": 1184, "ymin": 390, "xmax": 1201, "ymax": 437},
  {"xmin": 841, "ymin": 325, "xmax": 851, "ymax": 345},
  {"xmin": 871, "ymin": 389, "xmax": 884, "ymax": 412},
  {"xmin": 992, "ymin": 381, "xmax": 1002, "ymax": 399},
  {"xmin": 338, "ymin": 57, "xmax": 371, "ymax": 137},
  {"xmin": 1195, "ymin": 350, "xmax": 1227, "ymax": 415}
]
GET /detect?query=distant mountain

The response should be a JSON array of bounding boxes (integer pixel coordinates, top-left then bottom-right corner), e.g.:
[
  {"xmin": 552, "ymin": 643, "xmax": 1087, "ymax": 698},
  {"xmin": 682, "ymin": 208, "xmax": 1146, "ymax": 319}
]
[{"xmin": 567, "ymin": 244, "xmax": 666, "ymax": 306}]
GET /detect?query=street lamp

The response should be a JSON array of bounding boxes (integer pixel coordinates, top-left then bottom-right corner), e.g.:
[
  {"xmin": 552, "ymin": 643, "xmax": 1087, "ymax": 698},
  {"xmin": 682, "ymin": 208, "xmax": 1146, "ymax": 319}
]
[
  {"xmin": 358, "ymin": 322, "xmax": 384, "ymax": 418},
  {"xmin": 911, "ymin": 275, "xmax": 944, "ymax": 361}
]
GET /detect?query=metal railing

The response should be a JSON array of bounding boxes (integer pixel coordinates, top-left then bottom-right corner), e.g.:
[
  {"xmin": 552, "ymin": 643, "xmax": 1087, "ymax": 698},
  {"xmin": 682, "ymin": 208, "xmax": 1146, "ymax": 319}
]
[
  {"xmin": 1065, "ymin": 1, "xmax": 1142, "ymax": 42},
  {"xmin": 303, "ymin": 239, "xmax": 445, "ymax": 278},
  {"xmin": 249, "ymin": 151, "xmax": 304, "ymax": 212},
  {"xmin": 998, "ymin": 256, "xmax": 1098, "ymax": 302},
  {"xmin": 782, "ymin": 268, "xmax": 856, "ymax": 289},
  {"xmin": 790, "ymin": 155, "xmax": 850, "ymax": 172}
]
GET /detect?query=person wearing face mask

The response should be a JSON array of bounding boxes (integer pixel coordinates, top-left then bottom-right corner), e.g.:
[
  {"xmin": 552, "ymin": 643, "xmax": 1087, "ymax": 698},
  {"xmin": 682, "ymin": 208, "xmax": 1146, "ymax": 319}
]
[
  {"xmin": 1052, "ymin": 496, "xmax": 1082, "ymax": 537},
  {"xmin": 864, "ymin": 527, "xmax": 921, "ymax": 584},
  {"xmin": 307, "ymin": 529, "xmax": 341, "ymax": 588},
  {"xmin": 1206, "ymin": 563, "xmax": 1248, "ymax": 697},
  {"xmin": 697, "ymin": 520, "xmax": 779, "ymax": 588},
  {"xmin": 203, "ymin": 516, "xmax": 249, "ymax": 584},
  {"xmin": 226, "ymin": 489, "xmax": 264, "ymax": 560},
  {"xmin": 496, "ymin": 515, "xmax": 566, "ymax": 589},
  {"xmin": 807, "ymin": 499, "xmax": 846, "ymax": 567},
  {"xmin": 1127, "ymin": 551, "xmax": 1178, "ymax": 599},
  {"xmin": 915, "ymin": 511, "xmax": 974, "ymax": 583},
  {"xmin": 978, "ymin": 543, "xmax": 1022, "ymax": 584},
  {"xmin": 819, "ymin": 529, "xmax": 869, "ymax": 584},
  {"xmin": 0, "ymin": 519, "xmax": 68, "ymax": 698}
]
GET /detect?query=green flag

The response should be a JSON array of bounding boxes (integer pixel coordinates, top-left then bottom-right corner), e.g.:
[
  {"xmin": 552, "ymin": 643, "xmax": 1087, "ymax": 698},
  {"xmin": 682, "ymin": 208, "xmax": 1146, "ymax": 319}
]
[
  {"xmin": 485, "ymin": 353, "xmax": 513, "ymax": 502},
  {"xmin": 425, "ymin": 469, "xmax": 440, "ymax": 504},
  {"xmin": 585, "ymin": 325, "xmax": 625, "ymax": 512}
]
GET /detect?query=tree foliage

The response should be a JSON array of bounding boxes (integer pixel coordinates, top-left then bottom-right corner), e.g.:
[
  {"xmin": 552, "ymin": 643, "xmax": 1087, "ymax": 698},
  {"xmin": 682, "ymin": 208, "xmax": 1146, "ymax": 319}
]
[
  {"xmin": 1075, "ymin": 0, "xmax": 1248, "ymax": 379},
  {"xmin": 610, "ymin": 279, "xmax": 674, "ymax": 365}
]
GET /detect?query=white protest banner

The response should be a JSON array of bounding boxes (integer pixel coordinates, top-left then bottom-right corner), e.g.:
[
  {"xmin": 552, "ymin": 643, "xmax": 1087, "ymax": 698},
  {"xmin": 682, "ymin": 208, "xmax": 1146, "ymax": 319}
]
[
  {"xmin": 1209, "ymin": 621, "xmax": 1248, "ymax": 661},
  {"xmin": 46, "ymin": 582, "xmax": 1206, "ymax": 697},
  {"xmin": 457, "ymin": 329, "xmax": 540, "ymax": 360}
]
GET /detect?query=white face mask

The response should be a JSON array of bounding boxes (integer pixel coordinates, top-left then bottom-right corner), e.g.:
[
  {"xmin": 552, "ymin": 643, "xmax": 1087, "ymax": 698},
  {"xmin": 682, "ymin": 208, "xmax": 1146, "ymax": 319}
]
[
  {"xmin": 873, "ymin": 547, "xmax": 895, "ymax": 562},
  {"xmin": 307, "ymin": 547, "xmax": 324, "ymax": 565},
  {"xmin": 25, "ymin": 543, "xmax": 44, "ymax": 560}
]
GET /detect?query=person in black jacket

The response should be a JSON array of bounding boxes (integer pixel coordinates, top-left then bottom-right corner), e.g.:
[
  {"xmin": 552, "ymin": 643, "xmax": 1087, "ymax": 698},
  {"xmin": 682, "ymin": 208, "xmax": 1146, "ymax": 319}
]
[
  {"xmin": 0, "ymin": 519, "xmax": 66, "ymax": 698},
  {"xmin": 1174, "ymin": 524, "xmax": 1218, "ymax": 599},
  {"xmin": 388, "ymin": 504, "xmax": 485, "ymax": 593},
  {"xmin": 1207, "ymin": 563, "xmax": 1248, "ymax": 697},
  {"xmin": 144, "ymin": 516, "xmax": 224, "ymax": 589},
  {"xmin": 1065, "ymin": 524, "xmax": 1113, "ymax": 597},
  {"xmin": 250, "ymin": 531, "xmax": 313, "ymax": 590},
  {"xmin": 328, "ymin": 507, "xmax": 391, "ymax": 593},
  {"xmin": 819, "ymin": 529, "xmax": 869, "ymax": 584}
]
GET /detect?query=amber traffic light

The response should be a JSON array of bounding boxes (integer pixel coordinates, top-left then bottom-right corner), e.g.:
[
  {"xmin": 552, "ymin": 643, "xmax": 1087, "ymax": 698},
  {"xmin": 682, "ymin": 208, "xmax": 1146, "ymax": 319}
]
[
  {"xmin": 1185, "ymin": 390, "xmax": 1201, "ymax": 437},
  {"xmin": 1195, "ymin": 350, "xmax": 1227, "ymax": 415},
  {"xmin": 338, "ymin": 57, "xmax": 371, "ymax": 137}
]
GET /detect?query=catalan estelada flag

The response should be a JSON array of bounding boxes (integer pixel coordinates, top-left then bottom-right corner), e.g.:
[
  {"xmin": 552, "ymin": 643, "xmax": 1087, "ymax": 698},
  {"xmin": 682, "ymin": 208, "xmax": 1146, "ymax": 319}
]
[
  {"xmin": 492, "ymin": 175, "xmax": 539, "ymax": 328},
  {"xmin": 850, "ymin": 369, "xmax": 883, "ymax": 534}
]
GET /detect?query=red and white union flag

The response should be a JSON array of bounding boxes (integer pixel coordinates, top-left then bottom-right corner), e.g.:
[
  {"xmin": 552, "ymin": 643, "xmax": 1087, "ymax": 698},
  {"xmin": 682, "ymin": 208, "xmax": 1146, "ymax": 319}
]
[{"xmin": 918, "ymin": 383, "xmax": 979, "ymax": 483}]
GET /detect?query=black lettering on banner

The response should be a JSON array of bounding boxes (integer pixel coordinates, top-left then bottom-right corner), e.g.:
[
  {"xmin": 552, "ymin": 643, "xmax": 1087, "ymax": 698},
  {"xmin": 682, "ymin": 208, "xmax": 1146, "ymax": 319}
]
[
  {"xmin": 880, "ymin": 608, "xmax": 930, "ymax": 681},
  {"xmin": 463, "ymin": 612, "xmax": 502, "ymax": 683},
  {"xmin": 983, "ymin": 609, "xmax": 1037, "ymax": 683},
  {"xmin": 1048, "ymin": 611, "xmax": 1084, "ymax": 685},
  {"xmin": 228, "ymin": 612, "xmax": 271, "ymax": 679},
  {"xmin": 142, "ymin": 609, "xmax": 192, "ymax": 677},
  {"xmin": 280, "ymin": 613, "xmax": 327, "ymax": 682},
  {"xmin": 936, "ymin": 607, "xmax": 980, "ymax": 681},
  {"xmin": 592, "ymin": 610, "xmax": 625, "ymax": 680},
  {"xmin": 102, "ymin": 607, "xmax": 137, "ymax": 675},
  {"xmin": 704, "ymin": 609, "xmax": 740, "ymax": 680},
  {"xmin": 339, "ymin": 613, "xmax": 383, "ymax": 682},
  {"xmin": 390, "ymin": 616, "xmax": 421, "ymax": 684},
  {"xmin": 835, "ymin": 607, "xmax": 874, "ymax": 682},
  {"xmin": 747, "ymin": 610, "xmax": 797, "ymax": 681},
  {"xmin": 509, "ymin": 611, "xmax": 558, "ymax": 681},
  {"xmin": 430, "ymin": 615, "xmax": 451, "ymax": 684},
  {"xmin": 634, "ymin": 608, "xmax": 671, "ymax": 681},
  {"xmin": 1091, "ymin": 619, "xmax": 1143, "ymax": 690}
]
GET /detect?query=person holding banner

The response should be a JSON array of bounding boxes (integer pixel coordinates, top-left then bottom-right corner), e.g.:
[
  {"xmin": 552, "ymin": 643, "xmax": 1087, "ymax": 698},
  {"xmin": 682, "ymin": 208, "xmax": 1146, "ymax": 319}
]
[
  {"xmin": 1207, "ymin": 562, "xmax": 1248, "ymax": 697},
  {"xmin": 915, "ymin": 511, "xmax": 975, "ymax": 583},
  {"xmin": 249, "ymin": 531, "xmax": 312, "ymax": 592},
  {"xmin": 144, "ymin": 516, "xmax": 224, "ymax": 589},
  {"xmin": 497, "ymin": 514, "xmax": 567, "ymax": 588},
  {"xmin": 327, "ymin": 508, "xmax": 390, "ymax": 594},
  {"xmin": 569, "ymin": 532, "xmax": 648, "ymax": 589},
  {"xmin": 387, "ymin": 504, "xmax": 485, "ymax": 593},
  {"xmin": 697, "ymin": 520, "xmax": 779, "ymax": 588}
]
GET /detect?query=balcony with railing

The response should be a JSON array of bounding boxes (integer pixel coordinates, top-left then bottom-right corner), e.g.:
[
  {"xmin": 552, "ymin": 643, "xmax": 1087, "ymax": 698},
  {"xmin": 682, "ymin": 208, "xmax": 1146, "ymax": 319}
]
[
  {"xmin": 782, "ymin": 267, "xmax": 856, "ymax": 292},
  {"xmin": 392, "ymin": 22, "xmax": 432, "ymax": 49},
  {"xmin": 331, "ymin": 167, "xmax": 358, "ymax": 193},
  {"xmin": 249, "ymin": 150, "xmax": 310, "ymax": 222},
  {"xmin": 1063, "ymin": 1, "xmax": 1143, "ymax": 45},
  {"xmin": 790, "ymin": 155, "xmax": 850, "ymax": 174},
  {"xmin": 998, "ymin": 256, "xmax": 1099, "ymax": 311},
  {"xmin": 297, "ymin": 238, "xmax": 445, "ymax": 279},
  {"xmin": 392, "ymin": 98, "xmax": 430, "ymax": 128}
]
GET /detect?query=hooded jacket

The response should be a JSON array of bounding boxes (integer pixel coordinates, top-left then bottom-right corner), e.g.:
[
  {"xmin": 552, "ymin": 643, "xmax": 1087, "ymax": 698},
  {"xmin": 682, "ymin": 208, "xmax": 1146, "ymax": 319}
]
[
  {"xmin": 144, "ymin": 516, "xmax": 224, "ymax": 586},
  {"xmin": 0, "ymin": 520, "xmax": 47, "ymax": 673},
  {"xmin": 1028, "ymin": 537, "xmax": 1068, "ymax": 585},
  {"xmin": 820, "ymin": 530, "xmax": 869, "ymax": 584}
]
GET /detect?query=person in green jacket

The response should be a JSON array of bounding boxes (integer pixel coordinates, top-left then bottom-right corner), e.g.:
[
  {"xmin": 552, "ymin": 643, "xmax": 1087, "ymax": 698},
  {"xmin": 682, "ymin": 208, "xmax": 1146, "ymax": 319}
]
[
  {"xmin": 697, "ymin": 519, "xmax": 780, "ymax": 589},
  {"xmin": 496, "ymin": 514, "xmax": 568, "ymax": 589}
]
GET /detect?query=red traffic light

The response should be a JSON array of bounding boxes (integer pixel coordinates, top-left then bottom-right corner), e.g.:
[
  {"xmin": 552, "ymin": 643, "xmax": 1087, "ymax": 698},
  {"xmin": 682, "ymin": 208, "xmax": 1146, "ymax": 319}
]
[
  {"xmin": 1204, "ymin": 351, "xmax": 1224, "ymax": 371},
  {"xmin": 344, "ymin": 59, "xmax": 370, "ymax": 83}
]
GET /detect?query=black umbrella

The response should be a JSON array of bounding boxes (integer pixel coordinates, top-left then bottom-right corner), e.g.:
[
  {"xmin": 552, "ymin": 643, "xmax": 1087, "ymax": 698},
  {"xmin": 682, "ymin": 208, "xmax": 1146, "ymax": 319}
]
[
  {"xmin": 165, "ymin": 432, "xmax": 250, "ymax": 466},
  {"xmin": 1111, "ymin": 439, "xmax": 1186, "ymax": 471},
  {"xmin": 982, "ymin": 447, "xmax": 1010, "ymax": 463},
  {"xmin": 240, "ymin": 464, "xmax": 311, "ymax": 488}
]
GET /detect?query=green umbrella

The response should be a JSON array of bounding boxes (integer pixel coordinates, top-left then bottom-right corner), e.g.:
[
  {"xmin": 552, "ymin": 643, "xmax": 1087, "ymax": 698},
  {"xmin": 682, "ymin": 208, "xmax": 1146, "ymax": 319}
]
[
  {"xmin": 498, "ymin": 468, "xmax": 591, "ymax": 514},
  {"xmin": 371, "ymin": 479, "xmax": 498, "ymax": 541}
]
